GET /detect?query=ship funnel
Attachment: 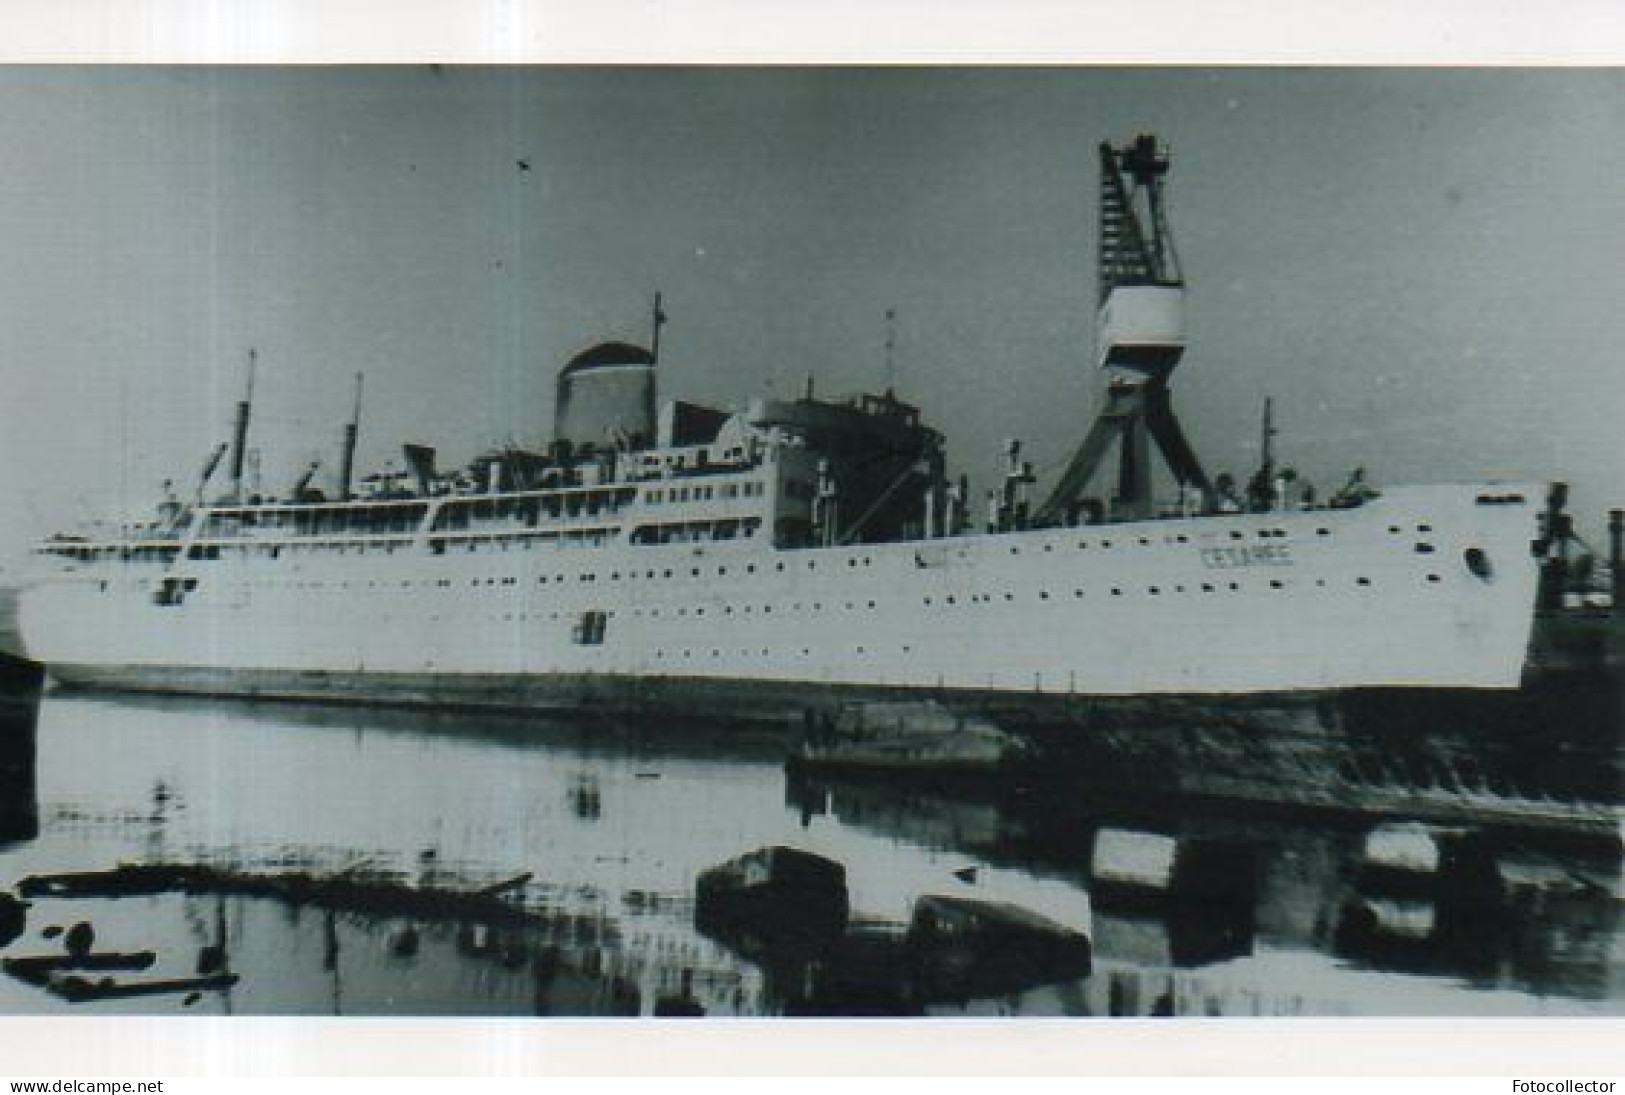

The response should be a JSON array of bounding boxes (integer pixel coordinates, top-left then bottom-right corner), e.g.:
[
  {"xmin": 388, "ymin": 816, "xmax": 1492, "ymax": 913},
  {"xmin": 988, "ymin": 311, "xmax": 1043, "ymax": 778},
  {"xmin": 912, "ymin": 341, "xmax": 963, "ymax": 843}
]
[
  {"xmin": 554, "ymin": 341, "xmax": 657, "ymax": 451},
  {"xmin": 403, "ymin": 443, "xmax": 437, "ymax": 496}
]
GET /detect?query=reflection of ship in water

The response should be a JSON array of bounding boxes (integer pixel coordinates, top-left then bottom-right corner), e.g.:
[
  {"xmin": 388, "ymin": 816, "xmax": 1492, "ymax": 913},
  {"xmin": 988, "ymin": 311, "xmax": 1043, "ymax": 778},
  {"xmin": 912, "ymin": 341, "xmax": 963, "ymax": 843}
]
[
  {"xmin": 0, "ymin": 689, "xmax": 1614, "ymax": 1016},
  {"xmin": 4, "ymin": 859, "xmax": 776, "ymax": 1016},
  {"xmin": 786, "ymin": 771, "xmax": 1621, "ymax": 1015}
]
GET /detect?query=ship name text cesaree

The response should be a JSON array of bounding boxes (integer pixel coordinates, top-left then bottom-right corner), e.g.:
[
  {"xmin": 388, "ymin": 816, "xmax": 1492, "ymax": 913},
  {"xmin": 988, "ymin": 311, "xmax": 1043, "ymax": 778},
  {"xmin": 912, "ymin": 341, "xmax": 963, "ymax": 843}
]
[{"xmin": 1199, "ymin": 544, "xmax": 1293, "ymax": 569}]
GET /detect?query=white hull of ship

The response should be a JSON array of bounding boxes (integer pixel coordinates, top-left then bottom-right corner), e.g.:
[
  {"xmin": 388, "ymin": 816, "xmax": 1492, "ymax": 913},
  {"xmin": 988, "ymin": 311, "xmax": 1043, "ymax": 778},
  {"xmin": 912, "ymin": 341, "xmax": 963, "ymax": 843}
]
[{"xmin": 20, "ymin": 484, "xmax": 1546, "ymax": 713}]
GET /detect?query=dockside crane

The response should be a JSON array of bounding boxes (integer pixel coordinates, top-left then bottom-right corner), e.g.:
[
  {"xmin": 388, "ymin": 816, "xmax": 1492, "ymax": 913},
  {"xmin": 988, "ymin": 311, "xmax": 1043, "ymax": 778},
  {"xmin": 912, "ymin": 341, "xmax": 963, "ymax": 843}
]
[{"xmin": 1035, "ymin": 135, "xmax": 1211, "ymax": 525}]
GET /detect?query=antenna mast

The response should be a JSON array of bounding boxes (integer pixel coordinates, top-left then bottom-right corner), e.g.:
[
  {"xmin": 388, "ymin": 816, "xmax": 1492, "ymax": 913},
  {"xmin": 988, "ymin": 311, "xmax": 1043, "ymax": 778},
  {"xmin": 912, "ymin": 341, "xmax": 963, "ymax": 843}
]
[
  {"xmin": 884, "ymin": 308, "xmax": 898, "ymax": 392},
  {"xmin": 650, "ymin": 292, "xmax": 667, "ymax": 364}
]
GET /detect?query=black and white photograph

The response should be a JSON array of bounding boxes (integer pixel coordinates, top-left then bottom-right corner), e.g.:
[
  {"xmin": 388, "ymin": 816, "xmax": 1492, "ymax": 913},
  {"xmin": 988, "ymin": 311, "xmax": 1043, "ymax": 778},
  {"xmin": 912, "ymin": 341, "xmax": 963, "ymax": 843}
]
[{"xmin": 0, "ymin": 60, "xmax": 1618, "ymax": 1043}]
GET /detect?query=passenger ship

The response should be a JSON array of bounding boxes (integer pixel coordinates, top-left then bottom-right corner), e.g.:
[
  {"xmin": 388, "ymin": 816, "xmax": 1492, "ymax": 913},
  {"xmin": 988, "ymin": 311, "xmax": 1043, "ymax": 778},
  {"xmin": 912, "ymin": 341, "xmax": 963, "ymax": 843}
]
[{"xmin": 15, "ymin": 136, "xmax": 1555, "ymax": 726}]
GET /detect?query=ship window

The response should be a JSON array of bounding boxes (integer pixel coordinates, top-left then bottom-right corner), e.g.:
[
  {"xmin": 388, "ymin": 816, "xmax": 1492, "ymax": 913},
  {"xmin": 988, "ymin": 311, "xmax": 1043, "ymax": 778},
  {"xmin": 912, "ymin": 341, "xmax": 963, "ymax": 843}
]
[
  {"xmin": 1426, "ymin": 573, "xmax": 1442, "ymax": 583},
  {"xmin": 1317, "ymin": 528, "xmax": 1330, "ymax": 536},
  {"xmin": 1414, "ymin": 543, "xmax": 1435, "ymax": 554},
  {"xmin": 1073, "ymin": 589, "xmax": 1083, "ymax": 598},
  {"xmin": 1229, "ymin": 531, "xmax": 1244, "ymax": 541},
  {"xmin": 1356, "ymin": 577, "xmax": 1372, "ymax": 586},
  {"xmin": 1111, "ymin": 588, "xmax": 1122, "ymax": 596},
  {"xmin": 1043, "ymin": 544, "xmax": 1053, "ymax": 552},
  {"xmin": 1418, "ymin": 524, "xmax": 1433, "ymax": 533},
  {"xmin": 1039, "ymin": 591, "xmax": 1049, "ymax": 600},
  {"xmin": 1201, "ymin": 583, "xmax": 1214, "ymax": 592},
  {"xmin": 1148, "ymin": 587, "xmax": 1160, "ymax": 595},
  {"xmin": 1269, "ymin": 579, "xmax": 1284, "ymax": 589}
]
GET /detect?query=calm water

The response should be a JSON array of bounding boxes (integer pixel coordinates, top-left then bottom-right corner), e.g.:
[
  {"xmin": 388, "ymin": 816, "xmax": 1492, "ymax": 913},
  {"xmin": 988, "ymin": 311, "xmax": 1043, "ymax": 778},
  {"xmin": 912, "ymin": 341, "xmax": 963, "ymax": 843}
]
[{"xmin": 0, "ymin": 690, "xmax": 1617, "ymax": 1016}]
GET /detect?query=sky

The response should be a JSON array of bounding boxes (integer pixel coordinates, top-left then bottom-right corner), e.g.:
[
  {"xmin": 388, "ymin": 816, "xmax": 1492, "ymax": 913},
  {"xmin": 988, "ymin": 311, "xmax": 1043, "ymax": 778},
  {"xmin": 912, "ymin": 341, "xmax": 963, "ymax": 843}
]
[{"xmin": 1, "ymin": 66, "xmax": 1622, "ymax": 570}]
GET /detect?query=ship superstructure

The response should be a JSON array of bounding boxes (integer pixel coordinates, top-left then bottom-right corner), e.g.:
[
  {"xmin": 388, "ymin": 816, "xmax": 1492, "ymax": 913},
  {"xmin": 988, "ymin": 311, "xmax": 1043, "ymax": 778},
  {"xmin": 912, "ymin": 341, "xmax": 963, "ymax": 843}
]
[{"xmin": 16, "ymin": 136, "xmax": 1551, "ymax": 718}]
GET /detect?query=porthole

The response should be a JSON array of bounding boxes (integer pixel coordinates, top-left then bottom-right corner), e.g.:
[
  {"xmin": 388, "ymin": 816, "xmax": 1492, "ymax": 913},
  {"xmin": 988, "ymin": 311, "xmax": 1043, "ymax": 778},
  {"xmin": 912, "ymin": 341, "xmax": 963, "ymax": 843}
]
[{"xmin": 1464, "ymin": 548, "xmax": 1492, "ymax": 580}]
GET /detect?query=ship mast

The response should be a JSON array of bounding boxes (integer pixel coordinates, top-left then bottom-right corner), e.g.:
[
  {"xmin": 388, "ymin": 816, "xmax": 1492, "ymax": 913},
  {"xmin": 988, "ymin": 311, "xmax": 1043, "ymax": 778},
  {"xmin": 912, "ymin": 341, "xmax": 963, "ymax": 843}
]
[
  {"xmin": 650, "ymin": 292, "xmax": 667, "ymax": 364},
  {"xmin": 227, "ymin": 349, "xmax": 257, "ymax": 504},
  {"xmin": 1035, "ymin": 135, "xmax": 1211, "ymax": 525},
  {"xmin": 337, "ymin": 372, "xmax": 364, "ymax": 501}
]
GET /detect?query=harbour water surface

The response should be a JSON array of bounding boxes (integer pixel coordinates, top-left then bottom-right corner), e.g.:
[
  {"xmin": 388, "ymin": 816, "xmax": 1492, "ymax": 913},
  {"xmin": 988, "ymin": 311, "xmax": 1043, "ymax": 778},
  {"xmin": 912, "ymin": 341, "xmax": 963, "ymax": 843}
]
[{"xmin": 0, "ymin": 691, "xmax": 1617, "ymax": 1016}]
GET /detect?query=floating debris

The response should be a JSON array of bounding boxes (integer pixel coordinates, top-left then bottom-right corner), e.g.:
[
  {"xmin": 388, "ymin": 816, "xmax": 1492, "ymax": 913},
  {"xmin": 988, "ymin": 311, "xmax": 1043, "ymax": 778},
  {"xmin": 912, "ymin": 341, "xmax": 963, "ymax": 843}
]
[
  {"xmin": 50, "ymin": 972, "xmax": 239, "ymax": 1004},
  {"xmin": 4, "ymin": 951, "xmax": 158, "ymax": 987},
  {"xmin": 790, "ymin": 702, "xmax": 1034, "ymax": 776},
  {"xmin": 907, "ymin": 895, "xmax": 1092, "ymax": 1001},
  {"xmin": 694, "ymin": 846, "xmax": 848, "ymax": 953},
  {"xmin": 63, "ymin": 921, "xmax": 94, "ymax": 960},
  {"xmin": 18, "ymin": 864, "xmax": 540, "ymax": 927},
  {"xmin": 0, "ymin": 894, "xmax": 25, "ymax": 948}
]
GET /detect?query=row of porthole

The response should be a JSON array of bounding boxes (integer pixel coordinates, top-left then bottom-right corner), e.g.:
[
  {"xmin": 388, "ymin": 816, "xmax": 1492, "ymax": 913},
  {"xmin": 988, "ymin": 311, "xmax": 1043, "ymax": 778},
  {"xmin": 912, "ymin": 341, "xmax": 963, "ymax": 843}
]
[
  {"xmin": 917, "ymin": 573, "xmax": 1445, "ymax": 603},
  {"xmin": 653, "ymin": 646, "xmax": 877, "ymax": 660},
  {"xmin": 106, "ymin": 565, "xmax": 1451, "ymax": 600},
  {"xmin": 1012, "ymin": 526, "xmax": 1323, "ymax": 557}
]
